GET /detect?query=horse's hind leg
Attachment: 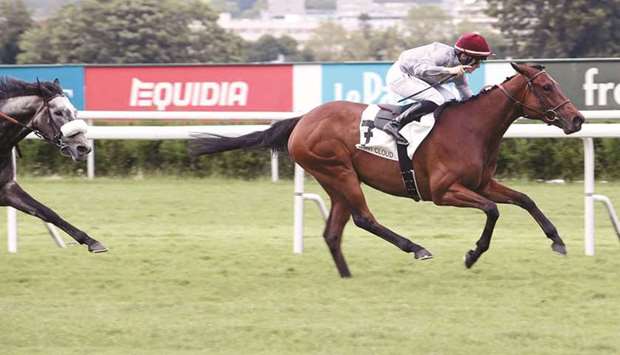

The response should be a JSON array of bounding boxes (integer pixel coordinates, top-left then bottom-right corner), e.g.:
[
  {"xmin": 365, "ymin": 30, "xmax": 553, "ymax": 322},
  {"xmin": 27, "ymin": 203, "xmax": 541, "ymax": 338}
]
[
  {"xmin": 0, "ymin": 181, "xmax": 107, "ymax": 253},
  {"xmin": 322, "ymin": 195, "xmax": 352, "ymax": 278},
  {"xmin": 308, "ymin": 165, "xmax": 432, "ymax": 261}
]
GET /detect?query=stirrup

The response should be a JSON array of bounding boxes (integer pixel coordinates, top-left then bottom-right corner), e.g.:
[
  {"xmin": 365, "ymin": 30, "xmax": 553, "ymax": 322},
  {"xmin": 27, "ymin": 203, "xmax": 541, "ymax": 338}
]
[
  {"xmin": 383, "ymin": 120, "xmax": 400, "ymax": 135},
  {"xmin": 384, "ymin": 120, "xmax": 408, "ymax": 145},
  {"xmin": 395, "ymin": 134, "xmax": 409, "ymax": 146}
]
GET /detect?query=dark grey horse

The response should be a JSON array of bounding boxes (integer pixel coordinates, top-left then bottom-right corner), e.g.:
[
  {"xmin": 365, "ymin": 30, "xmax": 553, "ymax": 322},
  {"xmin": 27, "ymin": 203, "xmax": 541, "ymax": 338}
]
[{"xmin": 0, "ymin": 77, "xmax": 107, "ymax": 253}]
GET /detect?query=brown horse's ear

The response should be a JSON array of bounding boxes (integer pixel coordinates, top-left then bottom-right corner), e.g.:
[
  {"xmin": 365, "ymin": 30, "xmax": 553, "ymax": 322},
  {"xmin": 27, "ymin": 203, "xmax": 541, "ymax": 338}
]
[{"xmin": 510, "ymin": 62, "xmax": 523, "ymax": 74}]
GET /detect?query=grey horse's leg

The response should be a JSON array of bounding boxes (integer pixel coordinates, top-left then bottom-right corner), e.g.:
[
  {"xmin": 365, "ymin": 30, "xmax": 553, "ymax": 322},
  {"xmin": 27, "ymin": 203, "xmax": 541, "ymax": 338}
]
[{"xmin": 0, "ymin": 181, "xmax": 107, "ymax": 253}]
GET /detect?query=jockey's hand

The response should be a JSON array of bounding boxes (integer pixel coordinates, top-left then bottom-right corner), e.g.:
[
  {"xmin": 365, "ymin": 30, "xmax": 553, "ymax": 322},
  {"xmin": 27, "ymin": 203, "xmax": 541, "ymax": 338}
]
[
  {"xmin": 464, "ymin": 64, "xmax": 477, "ymax": 73},
  {"xmin": 446, "ymin": 65, "xmax": 473, "ymax": 76}
]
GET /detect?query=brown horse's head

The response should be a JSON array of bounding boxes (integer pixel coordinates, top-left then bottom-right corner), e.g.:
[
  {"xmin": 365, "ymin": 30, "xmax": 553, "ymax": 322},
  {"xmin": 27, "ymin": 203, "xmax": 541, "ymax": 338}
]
[{"xmin": 510, "ymin": 62, "xmax": 584, "ymax": 134}]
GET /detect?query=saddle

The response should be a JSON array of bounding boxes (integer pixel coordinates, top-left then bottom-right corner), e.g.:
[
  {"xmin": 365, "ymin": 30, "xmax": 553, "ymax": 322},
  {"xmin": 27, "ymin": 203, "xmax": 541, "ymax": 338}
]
[{"xmin": 359, "ymin": 102, "xmax": 422, "ymax": 201}]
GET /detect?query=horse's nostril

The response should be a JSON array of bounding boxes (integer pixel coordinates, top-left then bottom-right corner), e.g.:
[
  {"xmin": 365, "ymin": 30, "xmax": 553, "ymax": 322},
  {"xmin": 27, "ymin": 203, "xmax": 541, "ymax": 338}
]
[
  {"xmin": 77, "ymin": 145, "xmax": 91, "ymax": 154},
  {"xmin": 575, "ymin": 116, "xmax": 585, "ymax": 129}
]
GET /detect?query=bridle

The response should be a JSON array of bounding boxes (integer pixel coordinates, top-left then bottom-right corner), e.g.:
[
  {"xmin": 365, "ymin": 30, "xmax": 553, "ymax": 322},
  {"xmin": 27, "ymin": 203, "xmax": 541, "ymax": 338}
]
[
  {"xmin": 497, "ymin": 70, "xmax": 571, "ymax": 125},
  {"xmin": 0, "ymin": 93, "xmax": 65, "ymax": 149}
]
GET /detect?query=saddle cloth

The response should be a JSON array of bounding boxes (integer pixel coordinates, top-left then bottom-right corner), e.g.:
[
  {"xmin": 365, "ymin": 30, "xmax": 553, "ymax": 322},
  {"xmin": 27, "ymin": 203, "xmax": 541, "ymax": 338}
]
[{"xmin": 356, "ymin": 104, "xmax": 436, "ymax": 161}]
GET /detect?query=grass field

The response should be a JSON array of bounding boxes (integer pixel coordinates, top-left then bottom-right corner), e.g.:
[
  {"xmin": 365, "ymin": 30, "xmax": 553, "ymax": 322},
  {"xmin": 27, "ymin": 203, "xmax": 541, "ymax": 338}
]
[{"xmin": 0, "ymin": 176, "xmax": 619, "ymax": 355}]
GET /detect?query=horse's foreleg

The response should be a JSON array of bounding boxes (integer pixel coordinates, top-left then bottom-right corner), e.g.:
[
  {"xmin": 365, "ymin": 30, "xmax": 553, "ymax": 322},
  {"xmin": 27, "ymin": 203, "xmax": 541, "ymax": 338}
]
[
  {"xmin": 433, "ymin": 184, "xmax": 499, "ymax": 268},
  {"xmin": 0, "ymin": 181, "xmax": 107, "ymax": 253},
  {"xmin": 322, "ymin": 195, "xmax": 352, "ymax": 278},
  {"xmin": 481, "ymin": 179, "xmax": 566, "ymax": 255}
]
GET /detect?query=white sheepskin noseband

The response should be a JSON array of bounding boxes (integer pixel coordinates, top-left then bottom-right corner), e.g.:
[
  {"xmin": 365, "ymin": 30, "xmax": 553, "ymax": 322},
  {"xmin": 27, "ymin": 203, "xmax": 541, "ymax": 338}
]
[{"xmin": 60, "ymin": 120, "xmax": 88, "ymax": 137}]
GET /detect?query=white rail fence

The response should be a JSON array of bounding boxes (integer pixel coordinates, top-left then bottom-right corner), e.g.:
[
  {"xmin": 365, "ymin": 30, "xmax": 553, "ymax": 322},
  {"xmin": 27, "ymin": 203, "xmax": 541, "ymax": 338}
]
[
  {"xmin": 7, "ymin": 111, "xmax": 620, "ymax": 257},
  {"xmin": 76, "ymin": 110, "xmax": 620, "ymax": 180}
]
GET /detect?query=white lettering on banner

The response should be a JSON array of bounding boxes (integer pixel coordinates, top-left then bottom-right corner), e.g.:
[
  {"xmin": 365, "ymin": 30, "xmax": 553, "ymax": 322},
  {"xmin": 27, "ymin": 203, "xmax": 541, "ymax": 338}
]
[
  {"xmin": 129, "ymin": 78, "xmax": 249, "ymax": 110},
  {"xmin": 333, "ymin": 72, "xmax": 391, "ymax": 103},
  {"xmin": 583, "ymin": 67, "xmax": 620, "ymax": 106},
  {"xmin": 200, "ymin": 82, "xmax": 219, "ymax": 106},
  {"xmin": 153, "ymin": 82, "xmax": 173, "ymax": 111},
  {"xmin": 363, "ymin": 72, "xmax": 385, "ymax": 103},
  {"xmin": 173, "ymin": 82, "xmax": 192, "ymax": 106}
]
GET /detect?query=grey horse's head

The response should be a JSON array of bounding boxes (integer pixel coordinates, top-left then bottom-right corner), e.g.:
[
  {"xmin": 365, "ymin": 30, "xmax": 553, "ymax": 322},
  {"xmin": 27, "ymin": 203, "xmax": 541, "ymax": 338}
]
[{"xmin": 30, "ymin": 79, "xmax": 91, "ymax": 161}]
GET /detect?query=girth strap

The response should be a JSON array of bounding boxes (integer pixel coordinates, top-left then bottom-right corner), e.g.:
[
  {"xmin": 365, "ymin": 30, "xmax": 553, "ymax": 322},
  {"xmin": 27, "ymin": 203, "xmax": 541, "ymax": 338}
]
[{"xmin": 396, "ymin": 143, "xmax": 421, "ymax": 201}]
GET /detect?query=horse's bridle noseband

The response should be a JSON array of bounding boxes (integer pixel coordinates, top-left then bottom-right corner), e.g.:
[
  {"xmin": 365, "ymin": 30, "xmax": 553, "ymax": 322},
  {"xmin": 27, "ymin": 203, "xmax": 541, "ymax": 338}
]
[
  {"xmin": 497, "ymin": 70, "xmax": 571, "ymax": 125},
  {"xmin": 0, "ymin": 94, "xmax": 65, "ymax": 149}
]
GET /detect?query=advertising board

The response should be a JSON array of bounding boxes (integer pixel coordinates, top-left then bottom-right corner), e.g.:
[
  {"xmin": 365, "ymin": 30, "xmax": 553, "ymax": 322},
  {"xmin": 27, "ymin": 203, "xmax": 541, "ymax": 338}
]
[{"xmin": 85, "ymin": 65, "xmax": 293, "ymax": 111}]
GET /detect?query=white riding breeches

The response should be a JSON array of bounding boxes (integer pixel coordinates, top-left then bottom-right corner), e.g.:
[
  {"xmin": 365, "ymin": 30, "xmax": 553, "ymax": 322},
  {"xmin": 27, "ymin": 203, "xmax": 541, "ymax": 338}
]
[{"xmin": 386, "ymin": 63, "xmax": 456, "ymax": 105}]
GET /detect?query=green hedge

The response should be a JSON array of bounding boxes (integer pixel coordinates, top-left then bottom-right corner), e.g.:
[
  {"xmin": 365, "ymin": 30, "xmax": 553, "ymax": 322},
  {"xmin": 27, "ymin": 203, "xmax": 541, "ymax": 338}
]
[
  {"xmin": 14, "ymin": 138, "xmax": 620, "ymax": 180},
  {"xmin": 16, "ymin": 139, "xmax": 296, "ymax": 179}
]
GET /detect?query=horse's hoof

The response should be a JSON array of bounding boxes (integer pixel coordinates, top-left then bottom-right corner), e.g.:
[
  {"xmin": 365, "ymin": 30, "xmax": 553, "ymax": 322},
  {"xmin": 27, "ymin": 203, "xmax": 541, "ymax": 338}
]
[
  {"xmin": 414, "ymin": 249, "xmax": 433, "ymax": 260},
  {"xmin": 88, "ymin": 241, "xmax": 108, "ymax": 253},
  {"xmin": 551, "ymin": 243, "xmax": 567, "ymax": 256},
  {"xmin": 464, "ymin": 249, "xmax": 477, "ymax": 269}
]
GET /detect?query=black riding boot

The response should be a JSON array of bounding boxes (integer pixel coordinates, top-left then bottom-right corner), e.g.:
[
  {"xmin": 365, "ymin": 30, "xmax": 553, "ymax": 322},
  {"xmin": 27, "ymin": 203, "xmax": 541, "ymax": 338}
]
[{"xmin": 383, "ymin": 100, "xmax": 439, "ymax": 145}]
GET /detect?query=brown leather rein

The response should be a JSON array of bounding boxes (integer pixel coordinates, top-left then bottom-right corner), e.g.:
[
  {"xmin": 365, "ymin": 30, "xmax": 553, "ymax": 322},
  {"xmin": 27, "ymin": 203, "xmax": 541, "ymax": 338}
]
[{"xmin": 497, "ymin": 70, "xmax": 571, "ymax": 125}]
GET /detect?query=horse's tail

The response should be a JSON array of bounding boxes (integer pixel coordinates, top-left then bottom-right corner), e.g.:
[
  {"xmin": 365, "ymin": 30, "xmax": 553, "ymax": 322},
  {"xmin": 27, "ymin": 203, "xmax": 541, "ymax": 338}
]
[{"xmin": 188, "ymin": 116, "xmax": 302, "ymax": 157}]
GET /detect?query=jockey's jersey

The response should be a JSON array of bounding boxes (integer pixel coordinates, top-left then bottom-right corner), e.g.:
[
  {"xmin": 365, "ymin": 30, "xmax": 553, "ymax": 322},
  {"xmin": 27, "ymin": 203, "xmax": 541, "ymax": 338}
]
[{"xmin": 397, "ymin": 42, "xmax": 473, "ymax": 99}]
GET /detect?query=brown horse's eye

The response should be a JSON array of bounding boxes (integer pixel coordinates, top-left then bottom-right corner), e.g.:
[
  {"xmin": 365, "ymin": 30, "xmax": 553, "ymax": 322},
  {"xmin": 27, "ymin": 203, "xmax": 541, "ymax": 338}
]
[{"xmin": 543, "ymin": 84, "xmax": 552, "ymax": 91}]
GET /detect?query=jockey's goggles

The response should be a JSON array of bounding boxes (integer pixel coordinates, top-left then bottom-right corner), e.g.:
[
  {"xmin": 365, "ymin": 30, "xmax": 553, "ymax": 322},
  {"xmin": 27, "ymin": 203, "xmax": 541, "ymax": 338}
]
[{"xmin": 463, "ymin": 54, "xmax": 488, "ymax": 66}]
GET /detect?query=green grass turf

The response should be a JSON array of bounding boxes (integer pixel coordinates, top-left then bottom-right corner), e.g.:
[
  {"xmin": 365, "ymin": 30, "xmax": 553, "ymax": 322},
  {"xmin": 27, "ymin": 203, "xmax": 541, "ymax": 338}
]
[{"xmin": 0, "ymin": 177, "xmax": 619, "ymax": 355}]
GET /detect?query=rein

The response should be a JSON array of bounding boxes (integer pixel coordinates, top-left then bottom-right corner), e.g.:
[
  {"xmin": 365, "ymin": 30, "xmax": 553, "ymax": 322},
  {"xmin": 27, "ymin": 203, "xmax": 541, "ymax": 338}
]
[
  {"xmin": 0, "ymin": 95, "xmax": 64, "ymax": 149},
  {"xmin": 497, "ymin": 70, "xmax": 570, "ymax": 125},
  {"xmin": 398, "ymin": 74, "xmax": 457, "ymax": 103}
]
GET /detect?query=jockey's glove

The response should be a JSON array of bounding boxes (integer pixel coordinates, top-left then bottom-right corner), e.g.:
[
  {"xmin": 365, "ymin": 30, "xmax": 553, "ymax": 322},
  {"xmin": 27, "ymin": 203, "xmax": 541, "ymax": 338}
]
[{"xmin": 446, "ymin": 65, "xmax": 472, "ymax": 76}]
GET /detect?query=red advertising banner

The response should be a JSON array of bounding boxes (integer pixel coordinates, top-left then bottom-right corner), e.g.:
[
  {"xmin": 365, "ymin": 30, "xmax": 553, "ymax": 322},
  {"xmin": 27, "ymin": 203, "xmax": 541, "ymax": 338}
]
[{"xmin": 85, "ymin": 65, "xmax": 293, "ymax": 111}]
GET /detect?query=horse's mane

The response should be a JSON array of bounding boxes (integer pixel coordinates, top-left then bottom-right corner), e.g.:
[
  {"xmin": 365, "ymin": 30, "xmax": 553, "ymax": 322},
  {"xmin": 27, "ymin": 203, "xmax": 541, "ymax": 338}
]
[
  {"xmin": 436, "ymin": 64, "xmax": 546, "ymax": 117},
  {"xmin": 0, "ymin": 77, "xmax": 64, "ymax": 101},
  {"xmin": 435, "ymin": 74, "xmax": 518, "ymax": 118}
]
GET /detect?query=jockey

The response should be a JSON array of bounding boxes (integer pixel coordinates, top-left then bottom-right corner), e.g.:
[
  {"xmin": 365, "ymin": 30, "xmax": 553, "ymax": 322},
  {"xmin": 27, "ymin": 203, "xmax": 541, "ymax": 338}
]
[{"xmin": 384, "ymin": 32, "xmax": 492, "ymax": 144}]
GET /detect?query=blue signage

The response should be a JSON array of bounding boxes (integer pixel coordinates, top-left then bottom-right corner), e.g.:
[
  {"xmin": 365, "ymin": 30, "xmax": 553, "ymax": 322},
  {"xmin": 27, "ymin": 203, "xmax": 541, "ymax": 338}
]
[
  {"xmin": 468, "ymin": 64, "xmax": 485, "ymax": 93},
  {"xmin": 322, "ymin": 63, "xmax": 391, "ymax": 104},
  {"xmin": 321, "ymin": 62, "xmax": 487, "ymax": 104},
  {"xmin": 0, "ymin": 65, "xmax": 85, "ymax": 109}
]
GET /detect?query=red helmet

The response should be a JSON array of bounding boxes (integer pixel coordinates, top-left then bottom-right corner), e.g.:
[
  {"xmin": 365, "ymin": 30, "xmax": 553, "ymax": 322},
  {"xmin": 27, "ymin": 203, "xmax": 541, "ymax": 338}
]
[{"xmin": 455, "ymin": 32, "xmax": 492, "ymax": 57}]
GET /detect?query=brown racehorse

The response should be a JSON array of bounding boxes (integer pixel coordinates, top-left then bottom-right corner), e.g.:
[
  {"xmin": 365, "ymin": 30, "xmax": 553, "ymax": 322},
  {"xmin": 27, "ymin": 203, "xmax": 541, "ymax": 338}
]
[{"xmin": 190, "ymin": 63, "xmax": 584, "ymax": 278}]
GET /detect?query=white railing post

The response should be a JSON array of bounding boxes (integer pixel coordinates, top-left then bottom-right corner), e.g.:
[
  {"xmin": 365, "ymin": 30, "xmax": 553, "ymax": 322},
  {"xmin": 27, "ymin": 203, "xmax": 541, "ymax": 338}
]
[
  {"xmin": 7, "ymin": 149, "xmax": 18, "ymax": 253},
  {"xmin": 292, "ymin": 164, "xmax": 329, "ymax": 254},
  {"xmin": 583, "ymin": 138, "xmax": 595, "ymax": 256},
  {"xmin": 271, "ymin": 150, "xmax": 279, "ymax": 182},
  {"xmin": 87, "ymin": 119, "xmax": 95, "ymax": 179},
  {"xmin": 293, "ymin": 164, "xmax": 305, "ymax": 254},
  {"xmin": 7, "ymin": 207, "xmax": 17, "ymax": 253}
]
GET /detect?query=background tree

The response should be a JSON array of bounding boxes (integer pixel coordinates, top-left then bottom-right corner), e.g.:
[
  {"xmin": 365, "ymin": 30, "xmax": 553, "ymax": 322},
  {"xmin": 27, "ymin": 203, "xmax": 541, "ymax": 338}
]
[
  {"xmin": 305, "ymin": 6, "xmax": 466, "ymax": 62},
  {"xmin": 305, "ymin": 20, "xmax": 410, "ymax": 62},
  {"xmin": 486, "ymin": 0, "xmax": 620, "ymax": 58},
  {"xmin": 304, "ymin": 21, "xmax": 350, "ymax": 61},
  {"xmin": 17, "ymin": 0, "xmax": 244, "ymax": 64},
  {"xmin": 206, "ymin": 0, "xmax": 240, "ymax": 15},
  {"xmin": 0, "ymin": 0, "xmax": 33, "ymax": 64},
  {"xmin": 365, "ymin": 26, "xmax": 410, "ymax": 61},
  {"xmin": 245, "ymin": 34, "xmax": 314, "ymax": 62},
  {"xmin": 402, "ymin": 5, "xmax": 454, "ymax": 47}
]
